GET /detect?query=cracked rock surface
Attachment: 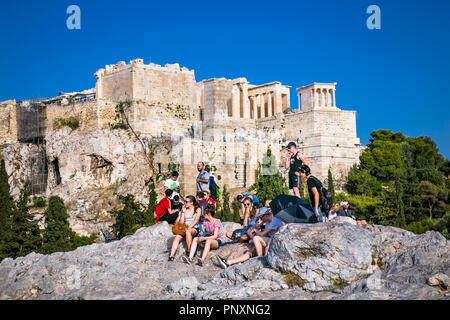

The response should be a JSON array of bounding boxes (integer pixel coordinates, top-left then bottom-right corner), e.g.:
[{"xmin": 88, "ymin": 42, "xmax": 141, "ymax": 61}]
[{"xmin": 0, "ymin": 218, "xmax": 448, "ymax": 300}]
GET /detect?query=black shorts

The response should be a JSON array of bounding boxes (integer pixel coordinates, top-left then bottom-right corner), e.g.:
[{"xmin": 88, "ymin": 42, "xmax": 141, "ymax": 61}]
[{"xmin": 289, "ymin": 174, "xmax": 300, "ymax": 189}]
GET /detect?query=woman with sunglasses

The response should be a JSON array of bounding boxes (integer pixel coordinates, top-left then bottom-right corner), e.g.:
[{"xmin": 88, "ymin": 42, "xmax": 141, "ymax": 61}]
[
  {"xmin": 226, "ymin": 197, "xmax": 257, "ymax": 242},
  {"xmin": 168, "ymin": 195, "xmax": 201, "ymax": 261}
]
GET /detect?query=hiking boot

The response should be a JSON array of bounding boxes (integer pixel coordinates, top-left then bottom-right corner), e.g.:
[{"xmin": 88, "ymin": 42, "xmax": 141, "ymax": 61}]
[
  {"xmin": 182, "ymin": 256, "xmax": 193, "ymax": 265},
  {"xmin": 168, "ymin": 256, "xmax": 175, "ymax": 262},
  {"xmin": 216, "ymin": 256, "xmax": 230, "ymax": 269}
]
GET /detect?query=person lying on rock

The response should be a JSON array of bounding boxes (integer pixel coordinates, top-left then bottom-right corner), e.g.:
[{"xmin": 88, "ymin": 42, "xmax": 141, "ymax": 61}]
[
  {"xmin": 168, "ymin": 195, "xmax": 202, "ymax": 261},
  {"xmin": 182, "ymin": 204, "xmax": 222, "ymax": 266},
  {"xmin": 225, "ymin": 197, "xmax": 258, "ymax": 242},
  {"xmin": 216, "ymin": 205, "xmax": 284, "ymax": 269}
]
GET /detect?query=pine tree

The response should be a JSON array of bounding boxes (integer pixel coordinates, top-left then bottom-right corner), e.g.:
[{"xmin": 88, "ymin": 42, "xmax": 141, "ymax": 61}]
[
  {"xmin": 9, "ymin": 186, "xmax": 42, "ymax": 258},
  {"xmin": 328, "ymin": 168, "xmax": 335, "ymax": 198},
  {"xmin": 221, "ymin": 185, "xmax": 232, "ymax": 222},
  {"xmin": 0, "ymin": 159, "xmax": 13, "ymax": 261},
  {"xmin": 41, "ymin": 196, "xmax": 75, "ymax": 254},
  {"xmin": 111, "ymin": 194, "xmax": 140, "ymax": 239},
  {"xmin": 232, "ymin": 200, "xmax": 241, "ymax": 223},
  {"xmin": 144, "ymin": 183, "xmax": 157, "ymax": 226},
  {"xmin": 249, "ymin": 147, "xmax": 289, "ymax": 204}
]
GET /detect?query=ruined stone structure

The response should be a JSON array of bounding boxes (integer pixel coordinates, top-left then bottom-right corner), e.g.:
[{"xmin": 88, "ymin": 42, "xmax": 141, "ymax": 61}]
[{"xmin": 0, "ymin": 58, "xmax": 362, "ymax": 199}]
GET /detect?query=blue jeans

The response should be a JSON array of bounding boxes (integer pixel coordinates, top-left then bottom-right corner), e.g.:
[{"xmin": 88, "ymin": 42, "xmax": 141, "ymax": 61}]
[{"xmin": 316, "ymin": 207, "xmax": 323, "ymax": 223}]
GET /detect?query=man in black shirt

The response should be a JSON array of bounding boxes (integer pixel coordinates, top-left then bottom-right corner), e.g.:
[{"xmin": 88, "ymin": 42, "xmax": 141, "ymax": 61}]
[
  {"xmin": 297, "ymin": 164, "xmax": 323, "ymax": 223},
  {"xmin": 285, "ymin": 142, "xmax": 308, "ymax": 198},
  {"xmin": 170, "ymin": 195, "xmax": 184, "ymax": 213}
]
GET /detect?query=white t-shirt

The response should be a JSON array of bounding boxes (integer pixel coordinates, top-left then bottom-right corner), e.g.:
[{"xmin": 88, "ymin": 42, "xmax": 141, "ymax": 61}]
[
  {"xmin": 328, "ymin": 211, "xmax": 338, "ymax": 220},
  {"xmin": 164, "ymin": 178, "xmax": 180, "ymax": 199},
  {"xmin": 264, "ymin": 216, "xmax": 284, "ymax": 237}
]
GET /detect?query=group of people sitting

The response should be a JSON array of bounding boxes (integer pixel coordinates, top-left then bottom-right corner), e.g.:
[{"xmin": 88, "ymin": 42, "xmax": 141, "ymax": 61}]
[
  {"xmin": 162, "ymin": 189, "xmax": 283, "ymax": 268},
  {"xmin": 151, "ymin": 142, "xmax": 367, "ymax": 268}
]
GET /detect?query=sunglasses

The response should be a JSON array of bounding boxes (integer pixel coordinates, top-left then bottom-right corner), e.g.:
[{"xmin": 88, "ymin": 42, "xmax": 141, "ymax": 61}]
[
  {"xmin": 244, "ymin": 203, "xmax": 252, "ymax": 207},
  {"xmin": 185, "ymin": 200, "xmax": 192, "ymax": 203}
]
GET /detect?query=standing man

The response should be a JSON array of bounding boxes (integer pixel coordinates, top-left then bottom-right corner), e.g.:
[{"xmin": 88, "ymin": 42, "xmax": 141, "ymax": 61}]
[
  {"xmin": 196, "ymin": 162, "xmax": 210, "ymax": 193},
  {"xmin": 297, "ymin": 165, "xmax": 324, "ymax": 223},
  {"xmin": 164, "ymin": 171, "xmax": 180, "ymax": 199},
  {"xmin": 285, "ymin": 142, "xmax": 308, "ymax": 198}
]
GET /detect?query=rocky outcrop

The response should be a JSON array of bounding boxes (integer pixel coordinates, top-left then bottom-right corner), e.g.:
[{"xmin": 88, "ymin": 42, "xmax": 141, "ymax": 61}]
[{"xmin": 0, "ymin": 219, "xmax": 448, "ymax": 300}]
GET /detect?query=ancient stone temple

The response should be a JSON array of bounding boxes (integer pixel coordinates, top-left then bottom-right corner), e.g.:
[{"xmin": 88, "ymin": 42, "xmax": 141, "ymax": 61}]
[{"xmin": 0, "ymin": 58, "xmax": 362, "ymax": 202}]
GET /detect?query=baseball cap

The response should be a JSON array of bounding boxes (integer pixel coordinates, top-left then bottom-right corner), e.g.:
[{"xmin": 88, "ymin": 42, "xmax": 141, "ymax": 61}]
[
  {"xmin": 255, "ymin": 207, "xmax": 270, "ymax": 220},
  {"xmin": 286, "ymin": 142, "xmax": 296, "ymax": 149}
]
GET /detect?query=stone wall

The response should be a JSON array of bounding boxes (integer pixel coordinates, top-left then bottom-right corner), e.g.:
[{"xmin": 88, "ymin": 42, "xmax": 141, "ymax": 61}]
[
  {"xmin": 0, "ymin": 100, "xmax": 17, "ymax": 145},
  {"xmin": 45, "ymin": 100, "xmax": 99, "ymax": 132}
]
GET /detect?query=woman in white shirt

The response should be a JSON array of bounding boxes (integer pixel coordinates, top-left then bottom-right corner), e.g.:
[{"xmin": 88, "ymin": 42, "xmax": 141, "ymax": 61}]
[{"xmin": 328, "ymin": 203, "xmax": 340, "ymax": 221}]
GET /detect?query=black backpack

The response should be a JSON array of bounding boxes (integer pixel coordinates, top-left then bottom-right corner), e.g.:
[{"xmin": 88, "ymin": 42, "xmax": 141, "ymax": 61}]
[
  {"xmin": 310, "ymin": 176, "xmax": 333, "ymax": 212},
  {"xmin": 209, "ymin": 176, "xmax": 219, "ymax": 201}
]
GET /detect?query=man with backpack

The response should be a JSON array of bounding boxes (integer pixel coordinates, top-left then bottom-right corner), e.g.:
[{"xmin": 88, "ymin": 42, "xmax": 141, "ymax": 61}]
[
  {"xmin": 285, "ymin": 142, "xmax": 309, "ymax": 198},
  {"xmin": 297, "ymin": 165, "xmax": 332, "ymax": 223},
  {"xmin": 205, "ymin": 165, "xmax": 219, "ymax": 201}
]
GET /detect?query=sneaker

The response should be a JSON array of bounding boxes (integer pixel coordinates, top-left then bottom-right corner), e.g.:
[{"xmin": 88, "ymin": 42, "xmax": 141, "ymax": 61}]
[
  {"xmin": 182, "ymin": 256, "xmax": 193, "ymax": 265},
  {"xmin": 168, "ymin": 256, "xmax": 175, "ymax": 262},
  {"xmin": 216, "ymin": 256, "xmax": 230, "ymax": 269},
  {"xmin": 197, "ymin": 259, "xmax": 203, "ymax": 267}
]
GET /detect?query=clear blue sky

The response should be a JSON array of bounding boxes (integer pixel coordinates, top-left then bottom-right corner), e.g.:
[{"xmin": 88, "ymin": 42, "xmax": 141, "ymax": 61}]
[{"xmin": 1, "ymin": 0, "xmax": 449, "ymax": 157}]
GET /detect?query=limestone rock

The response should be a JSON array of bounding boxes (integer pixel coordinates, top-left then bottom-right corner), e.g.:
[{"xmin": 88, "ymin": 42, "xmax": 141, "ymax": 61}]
[{"xmin": 0, "ymin": 221, "xmax": 448, "ymax": 300}]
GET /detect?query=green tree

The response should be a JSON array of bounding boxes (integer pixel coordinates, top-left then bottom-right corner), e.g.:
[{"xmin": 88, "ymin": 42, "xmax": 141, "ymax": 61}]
[
  {"xmin": 41, "ymin": 196, "xmax": 75, "ymax": 254},
  {"xmin": 143, "ymin": 183, "xmax": 157, "ymax": 226},
  {"xmin": 433, "ymin": 212, "xmax": 450, "ymax": 239},
  {"xmin": 220, "ymin": 185, "xmax": 232, "ymax": 222},
  {"xmin": 8, "ymin": 186, "xmax": 42, "ymax": 258},
  {"xmin": 249, "ymin": 147, "xmax": 289, "ymax": 204},
  {"xmin": 232, "ymin": 200, "xmax": 241, "ymax": 223},
  {"xmin": 327, "ymin": 168, "xmax": 335, "ymax": 198},
  {"xmin": 111, "ymin": 194, "xmax": 141, "ymax": 239},
  {"xmin": 418, "ymin": 181, "xmax": 447, "ymax": 219},
  {"xmin": 0, "ymin": 159, "xmax": 13, "ymax": 260},
  {"xmin": 346, "ymin": 168, "xmax": 382, "ymax": 197}
]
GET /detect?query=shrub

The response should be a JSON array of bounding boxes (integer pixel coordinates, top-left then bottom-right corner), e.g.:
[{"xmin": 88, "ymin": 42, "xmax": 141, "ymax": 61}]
[
  {"xmin": 403, "ymin": 218, "xmax": 435, "ymax": 235},
  {"xmin": 32, "ymin": 196, "xmax": 46, "ymax": 208},
  {"xmin": 54, "ymin": 117, "xmax": 80, "ymax": 130}
]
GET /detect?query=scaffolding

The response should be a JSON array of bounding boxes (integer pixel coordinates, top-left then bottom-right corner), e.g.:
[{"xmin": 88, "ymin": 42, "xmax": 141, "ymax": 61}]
[{"xmin": 17, "ymin": 99, "xmax": 48, "ymax": 195}]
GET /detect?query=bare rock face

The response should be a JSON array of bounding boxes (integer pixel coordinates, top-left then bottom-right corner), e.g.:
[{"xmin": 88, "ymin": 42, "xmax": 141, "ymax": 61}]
[
  {"xmin": 267, "ymin": 222, "xmax": 379, "ymax": 292},
  {"xmin": 0, "ymin": 220, "xmax": 448, "ymax": 300},
  {"xmin": 44, "ymin": 127, "xmax": 156, "ymax": 235}
]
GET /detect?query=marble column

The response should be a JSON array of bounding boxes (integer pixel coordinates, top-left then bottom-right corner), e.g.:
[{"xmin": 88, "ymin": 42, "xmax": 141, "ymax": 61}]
[
  {"xmin": 251, "ymin": 96, "xmax": 257, "ymax": 119},
  {"xmin": 274, "ymin": 91, "xmax": 282, "ymax": 114},
  {"xmin": 268, "ymin": 92, "xmax": 273, "ymax": 116},
  {"xmin": 241, "ymin": 82, "xmax": 250, "ymax": 119},
  {"xmin": 332, "ymin": 89, "xmax": 336, "ymax": 107},
  {"xmin": 232, "ymin": 85, "xmax": 240, "ymax": 118}
]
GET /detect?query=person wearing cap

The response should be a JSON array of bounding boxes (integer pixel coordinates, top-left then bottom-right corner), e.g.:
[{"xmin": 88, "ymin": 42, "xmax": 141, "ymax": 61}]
[
  {"xmin": 297, "ymin": 164, "xmax": 324, "ymax": 223},
  {"xmin": 216, "ymin": 203, "xmax": 284, "ymax": 269},
  {"xmin": 164, "ymin": 171, "xmax": 181, "ymax": 199},
  {"xmin": 285, "ymin": 142, "xmax": 308, "ymax": 198}
]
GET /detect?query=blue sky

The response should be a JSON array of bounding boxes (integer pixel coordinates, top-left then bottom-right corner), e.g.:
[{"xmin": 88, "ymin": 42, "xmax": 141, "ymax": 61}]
[{"xmin": 1, "ymin": 0, "xmax": 449, "ymax": 157}]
